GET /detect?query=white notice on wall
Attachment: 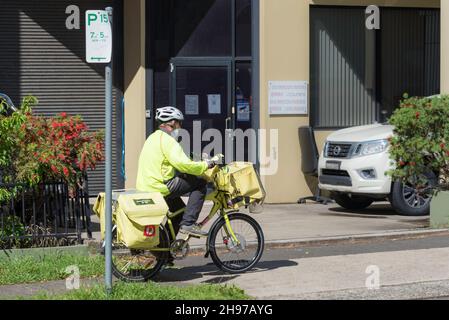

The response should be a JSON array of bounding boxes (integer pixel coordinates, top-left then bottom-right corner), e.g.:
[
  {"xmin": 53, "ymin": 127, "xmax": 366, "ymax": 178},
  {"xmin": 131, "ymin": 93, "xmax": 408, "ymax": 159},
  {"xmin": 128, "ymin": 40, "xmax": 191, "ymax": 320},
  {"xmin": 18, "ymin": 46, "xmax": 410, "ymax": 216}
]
[
  {"xmin": 185, "ymin": 95, "xmax": 199, "ymax": 115},
  {"xmin": 268, "ymin": 81, "xmax": 308, "ymax": 115},
  {"xmin": 207, "ymin": 94, "xmax": 221, "ymax": 114}
]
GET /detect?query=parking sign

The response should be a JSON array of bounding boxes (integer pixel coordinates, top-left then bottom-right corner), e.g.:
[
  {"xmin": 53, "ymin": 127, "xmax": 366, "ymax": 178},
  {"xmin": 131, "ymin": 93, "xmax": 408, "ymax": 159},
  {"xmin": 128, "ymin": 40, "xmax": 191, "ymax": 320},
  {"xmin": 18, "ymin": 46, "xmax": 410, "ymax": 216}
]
[{"xmin": 85, "ymin": 10, "xmax": 112, "ymax": 63}]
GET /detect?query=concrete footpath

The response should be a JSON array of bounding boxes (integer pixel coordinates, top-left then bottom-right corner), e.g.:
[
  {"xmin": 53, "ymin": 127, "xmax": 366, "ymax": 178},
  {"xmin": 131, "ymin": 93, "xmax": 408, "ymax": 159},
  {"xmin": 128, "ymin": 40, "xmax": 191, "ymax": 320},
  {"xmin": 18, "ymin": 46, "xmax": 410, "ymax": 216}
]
[
  {"xmin": 86, "ymin": 200, "xmax": 447, "ymax": 249},
  {"xmin": 158, "ymin": 244, "xmax": 449, "ymax": 300}
]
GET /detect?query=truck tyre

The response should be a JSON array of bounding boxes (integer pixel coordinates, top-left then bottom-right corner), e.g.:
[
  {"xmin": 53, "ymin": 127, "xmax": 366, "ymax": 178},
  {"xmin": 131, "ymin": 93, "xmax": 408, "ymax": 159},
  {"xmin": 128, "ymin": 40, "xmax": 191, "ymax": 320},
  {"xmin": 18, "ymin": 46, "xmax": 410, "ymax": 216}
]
[
  {"xmin": 331, "ymin": 193, "xmax": 374, "ymax": 210},
  {"xmin": 389, "ymin": 172, "xmax": 437, "ymax": 216}
]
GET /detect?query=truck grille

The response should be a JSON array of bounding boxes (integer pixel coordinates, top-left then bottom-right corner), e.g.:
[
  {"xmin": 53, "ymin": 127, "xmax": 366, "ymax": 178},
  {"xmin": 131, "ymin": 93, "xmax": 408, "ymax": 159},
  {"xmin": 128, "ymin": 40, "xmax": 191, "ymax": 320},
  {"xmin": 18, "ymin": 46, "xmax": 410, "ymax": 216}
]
[
  {"xmin": 321, "ymin": 169, "xmax": 350, "ymax": 177},
  {"xmin": 325, "ymin": 143, "xmax": 353, "ymax": 158}
]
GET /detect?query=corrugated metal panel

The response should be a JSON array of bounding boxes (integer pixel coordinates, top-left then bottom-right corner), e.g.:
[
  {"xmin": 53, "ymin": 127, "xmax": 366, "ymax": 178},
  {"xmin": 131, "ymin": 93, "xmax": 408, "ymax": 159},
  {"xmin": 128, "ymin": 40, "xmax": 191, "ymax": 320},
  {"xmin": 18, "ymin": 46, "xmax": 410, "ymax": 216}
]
[
  {"xmin": 311, "ymin": 7, "xmax": 378, "ymax": 129},
  {"xmin": 380, "ymin": 8, "xmax": 440, "ymax": 113},
  {"xmin": 0, "ymin": 0, "xmax": 124, "ymax": 195},
  {"xmin": 424, "ymin": 10, "xmax": 440, "ymax": 95}
]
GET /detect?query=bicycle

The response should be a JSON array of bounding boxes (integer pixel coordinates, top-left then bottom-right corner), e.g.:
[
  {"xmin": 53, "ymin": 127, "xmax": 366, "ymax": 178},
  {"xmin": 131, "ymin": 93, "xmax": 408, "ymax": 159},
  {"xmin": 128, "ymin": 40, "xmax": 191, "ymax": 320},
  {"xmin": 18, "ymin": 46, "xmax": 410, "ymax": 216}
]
[{"xmin": 109, "ymin": 162, "xmax": 265, "ymax": 282}]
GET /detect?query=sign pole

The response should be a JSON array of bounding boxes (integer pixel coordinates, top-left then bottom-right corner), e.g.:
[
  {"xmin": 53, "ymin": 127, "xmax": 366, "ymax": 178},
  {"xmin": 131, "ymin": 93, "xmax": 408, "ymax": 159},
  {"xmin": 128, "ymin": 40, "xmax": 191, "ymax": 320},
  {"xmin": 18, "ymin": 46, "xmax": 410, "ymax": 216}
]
[{"xmin": 104, "ymin": 6, "xmax": 113, "ymax": 294}]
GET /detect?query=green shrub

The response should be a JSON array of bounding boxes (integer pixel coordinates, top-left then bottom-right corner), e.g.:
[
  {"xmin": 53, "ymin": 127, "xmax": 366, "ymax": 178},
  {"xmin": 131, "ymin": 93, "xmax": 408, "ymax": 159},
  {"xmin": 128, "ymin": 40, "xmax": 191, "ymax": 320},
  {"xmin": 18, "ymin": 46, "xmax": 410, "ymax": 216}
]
[
  {"xmin": 0, "ymin": 96, "xmax": 36, "ymax": 202},
  {"xmin": 387, "ymin": 95, "xmax": 449, "ymax": 189}
]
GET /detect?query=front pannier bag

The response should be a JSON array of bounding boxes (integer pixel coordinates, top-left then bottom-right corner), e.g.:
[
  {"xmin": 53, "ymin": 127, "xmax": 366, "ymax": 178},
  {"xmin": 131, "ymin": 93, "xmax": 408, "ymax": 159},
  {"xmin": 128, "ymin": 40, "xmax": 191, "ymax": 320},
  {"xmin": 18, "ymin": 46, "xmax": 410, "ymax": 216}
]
[{"xmin": 215, "ymin": 162, "xmax": 266, "ymax": 204}]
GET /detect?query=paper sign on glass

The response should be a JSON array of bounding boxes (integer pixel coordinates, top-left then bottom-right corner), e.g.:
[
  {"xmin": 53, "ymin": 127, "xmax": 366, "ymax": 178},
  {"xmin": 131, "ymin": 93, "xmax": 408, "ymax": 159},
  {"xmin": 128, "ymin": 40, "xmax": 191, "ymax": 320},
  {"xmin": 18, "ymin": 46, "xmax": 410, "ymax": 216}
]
[
  {"xmin": 237, "ymin": 101, "xmax": 250, "ymax": 121},
  {"xmin": 207, "ymin": 94, "xmax": 221, "ymax": 114},
  {"xmin": 185, "ymin": 95, "xmax": 199, "ymax": 115}
]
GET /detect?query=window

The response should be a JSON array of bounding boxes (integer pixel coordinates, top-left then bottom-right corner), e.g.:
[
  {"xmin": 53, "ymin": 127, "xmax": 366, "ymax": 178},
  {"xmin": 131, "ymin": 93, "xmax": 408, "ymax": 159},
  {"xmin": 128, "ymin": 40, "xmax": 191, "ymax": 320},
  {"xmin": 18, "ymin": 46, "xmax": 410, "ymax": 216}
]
[
  {"xmin": 149, "ymin": 0, "xmax": 254, "ymax": 131},
  {"xmin": 236, "ymin": 0, "xmax": 252, "ymax": 57},
  {"xmin": 174, "ymin": 0, "xmax": 232, "ymax": 57},
  {"xmin": 310, "ymin": 6, "xmax": 440, "ymax": 129}
]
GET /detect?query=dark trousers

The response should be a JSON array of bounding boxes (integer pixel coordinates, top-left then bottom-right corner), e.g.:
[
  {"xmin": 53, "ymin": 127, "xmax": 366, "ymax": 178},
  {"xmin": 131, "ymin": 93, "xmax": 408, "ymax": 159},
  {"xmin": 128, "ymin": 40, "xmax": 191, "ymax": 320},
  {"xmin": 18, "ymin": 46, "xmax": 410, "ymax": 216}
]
[{"xmin": 164, "ymin": 173, "xmax": 207, "ymax": 237}]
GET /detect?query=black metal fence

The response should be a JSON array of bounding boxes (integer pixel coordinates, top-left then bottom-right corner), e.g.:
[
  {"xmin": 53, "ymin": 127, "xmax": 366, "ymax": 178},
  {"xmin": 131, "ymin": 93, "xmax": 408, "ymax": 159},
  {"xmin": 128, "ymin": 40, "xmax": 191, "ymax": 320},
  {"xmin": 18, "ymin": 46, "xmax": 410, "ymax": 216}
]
[{"xmin": 0, "ymin": 178, "xmax": 92, "ymax": 249}]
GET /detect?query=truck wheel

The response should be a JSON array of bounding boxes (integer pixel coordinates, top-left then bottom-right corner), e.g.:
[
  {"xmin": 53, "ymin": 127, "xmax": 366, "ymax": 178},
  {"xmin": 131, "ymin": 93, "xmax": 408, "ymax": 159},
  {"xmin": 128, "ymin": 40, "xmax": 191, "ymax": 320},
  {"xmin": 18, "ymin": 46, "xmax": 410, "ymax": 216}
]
[
  {"xmin": 331, "ymin": 193, "xmax": 374, "ymax": 210},
  {"xmin": 389, "ymin": 172, "xmax": 437, "ymax": 216}
]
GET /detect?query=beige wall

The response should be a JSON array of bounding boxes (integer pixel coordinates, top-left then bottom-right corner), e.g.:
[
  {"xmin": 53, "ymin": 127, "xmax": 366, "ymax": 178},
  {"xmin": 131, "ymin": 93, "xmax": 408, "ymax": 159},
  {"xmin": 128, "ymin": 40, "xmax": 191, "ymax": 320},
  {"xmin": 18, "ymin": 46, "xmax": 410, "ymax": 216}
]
[
  {"xmin": 259, "ymin": 0, "xmax": 311, "ymax": 203},
  {"xmin": 123, "ymin": 0, "xmax": 146, "ymax": 189},
  {"xmin": 259, "ymin": 0, "xmax": 441, "ymax": 203},
  {"xmin": 311, "ymin": 0, "xmax": 439, "ymax": 7}
]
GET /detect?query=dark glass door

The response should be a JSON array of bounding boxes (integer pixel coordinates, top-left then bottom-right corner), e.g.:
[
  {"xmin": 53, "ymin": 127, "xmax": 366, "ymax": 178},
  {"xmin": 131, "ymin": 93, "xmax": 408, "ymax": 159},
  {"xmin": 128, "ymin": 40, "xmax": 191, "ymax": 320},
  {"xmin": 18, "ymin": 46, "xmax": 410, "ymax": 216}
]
[{"xmin": 170, "ymin": 59, "xmax": 232, "ymax": 160}]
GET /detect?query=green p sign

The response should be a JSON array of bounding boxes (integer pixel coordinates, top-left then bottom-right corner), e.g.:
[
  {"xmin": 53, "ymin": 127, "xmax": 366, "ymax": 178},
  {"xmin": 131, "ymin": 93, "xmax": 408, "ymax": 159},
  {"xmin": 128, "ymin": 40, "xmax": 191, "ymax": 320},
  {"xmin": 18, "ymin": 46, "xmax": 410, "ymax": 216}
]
[
  {"xmin": 87, "ymin": 13, "xmax": 98, "ymax": 26},
  {"xmin": 85, "ymin": 10, "xmax": 112, "ymax": 63}
]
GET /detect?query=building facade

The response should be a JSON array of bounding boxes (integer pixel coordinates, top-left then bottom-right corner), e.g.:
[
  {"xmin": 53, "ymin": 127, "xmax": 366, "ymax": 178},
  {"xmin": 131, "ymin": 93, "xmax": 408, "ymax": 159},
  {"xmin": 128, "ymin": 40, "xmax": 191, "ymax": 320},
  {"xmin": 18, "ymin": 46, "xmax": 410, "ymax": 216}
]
[{"xmin": 2, "ymin": 0, "xmax": 449, "ymax": 202}]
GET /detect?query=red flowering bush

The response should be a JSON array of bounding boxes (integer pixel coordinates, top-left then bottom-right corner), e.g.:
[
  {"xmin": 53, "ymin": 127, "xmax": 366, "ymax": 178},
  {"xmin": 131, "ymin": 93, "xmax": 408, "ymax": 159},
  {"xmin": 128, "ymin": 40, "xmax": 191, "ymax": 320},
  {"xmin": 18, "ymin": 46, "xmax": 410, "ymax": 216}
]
[
  {"xmin": 387, "ymin": 95, "xmax": 449, "ymax": 189},
  {"xmin": 1, "ymin": 96, "xmax": 104, "ymax": 202},
  {"xmin": 16, "ymin": 112, "xmax": 104, "ymax": 187}
]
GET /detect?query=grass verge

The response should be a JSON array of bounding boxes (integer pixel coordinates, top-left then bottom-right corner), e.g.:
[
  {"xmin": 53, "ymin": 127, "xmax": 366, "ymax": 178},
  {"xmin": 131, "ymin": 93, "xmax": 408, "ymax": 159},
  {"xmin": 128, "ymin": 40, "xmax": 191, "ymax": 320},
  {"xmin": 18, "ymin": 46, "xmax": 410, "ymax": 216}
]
[
  {"xmin": 1, "ymin": 252, "xmax": 250, "ymax": 300},
  {"xmin": 32, "ymin": 282, "xmax": 250, "ymax": 300},
  {"xmin": 0, "ymin": 251, "xmax": 104, "ymax": 285}
]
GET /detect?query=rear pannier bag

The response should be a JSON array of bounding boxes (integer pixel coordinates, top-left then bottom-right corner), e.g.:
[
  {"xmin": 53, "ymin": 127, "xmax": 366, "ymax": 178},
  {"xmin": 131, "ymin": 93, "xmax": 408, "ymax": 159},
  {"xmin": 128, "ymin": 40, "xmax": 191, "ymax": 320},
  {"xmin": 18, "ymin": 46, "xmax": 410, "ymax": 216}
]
[{"xmin": 93, "ymin": 190, "xmax": 168, "ymax": 249}]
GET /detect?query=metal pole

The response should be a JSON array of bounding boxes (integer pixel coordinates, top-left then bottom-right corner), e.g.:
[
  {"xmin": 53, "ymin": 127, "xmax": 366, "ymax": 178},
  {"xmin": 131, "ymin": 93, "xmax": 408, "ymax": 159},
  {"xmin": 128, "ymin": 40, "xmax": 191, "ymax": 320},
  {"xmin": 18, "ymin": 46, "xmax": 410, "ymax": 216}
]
[{"xmin": 104, "ymin": 6, "xmax": 113, "ymax": 294}]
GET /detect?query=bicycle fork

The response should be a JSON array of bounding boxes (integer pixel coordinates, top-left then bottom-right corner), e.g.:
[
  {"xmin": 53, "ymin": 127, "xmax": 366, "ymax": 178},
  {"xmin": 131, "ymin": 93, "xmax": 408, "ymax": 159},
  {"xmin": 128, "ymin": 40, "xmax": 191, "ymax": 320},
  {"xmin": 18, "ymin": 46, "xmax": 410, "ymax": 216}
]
[{"xmin": 223, "ymin": 214, "xmax": 241, "ymax": 246}]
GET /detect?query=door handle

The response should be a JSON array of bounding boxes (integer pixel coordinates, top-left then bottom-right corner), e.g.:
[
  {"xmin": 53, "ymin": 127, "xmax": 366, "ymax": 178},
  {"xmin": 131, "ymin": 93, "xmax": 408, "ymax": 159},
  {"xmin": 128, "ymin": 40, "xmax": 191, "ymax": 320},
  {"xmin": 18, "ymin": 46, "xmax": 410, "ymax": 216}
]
[{"xmin": 225, "ymin": 117, "xmax": 231, "ymax": 130}]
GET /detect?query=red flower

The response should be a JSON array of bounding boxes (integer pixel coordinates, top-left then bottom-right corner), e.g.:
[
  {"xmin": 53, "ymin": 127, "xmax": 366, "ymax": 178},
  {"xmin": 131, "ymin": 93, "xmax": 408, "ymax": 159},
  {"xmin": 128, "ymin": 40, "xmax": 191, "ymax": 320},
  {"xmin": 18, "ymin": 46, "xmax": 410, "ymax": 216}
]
[
  {"xmin": 58, "ymin": 154, "xmax": 66, "ymax": 161},
  {"xmin": 441, "ymin": 143, "xmax": 446, "ymax": 150},
  {"xmin": 60, "ymin": 112, "xmax": 67, "ymax": 118},
  {"xmin": 51, "ymin": 165, "xmax": 58, "ymax": 173},
  {"xmin": 63, "ymin": 167, "xmax": 70, "ymax": 177},
  {"xmin": 415, "ymin": 112, "xmax": 420, "ymax": 119},
  {"xmin": 399, "ymin": 161, "xmax": 406, "ymax": 167}
]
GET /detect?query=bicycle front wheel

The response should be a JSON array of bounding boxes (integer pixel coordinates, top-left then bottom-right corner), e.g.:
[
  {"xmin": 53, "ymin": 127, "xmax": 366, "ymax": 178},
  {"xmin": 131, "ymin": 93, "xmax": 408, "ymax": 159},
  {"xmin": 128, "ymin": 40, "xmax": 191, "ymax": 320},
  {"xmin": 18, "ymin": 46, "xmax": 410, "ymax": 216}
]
[{"xmin": 208, "ymin": 213, "xmax": 264, "ymax": 274}]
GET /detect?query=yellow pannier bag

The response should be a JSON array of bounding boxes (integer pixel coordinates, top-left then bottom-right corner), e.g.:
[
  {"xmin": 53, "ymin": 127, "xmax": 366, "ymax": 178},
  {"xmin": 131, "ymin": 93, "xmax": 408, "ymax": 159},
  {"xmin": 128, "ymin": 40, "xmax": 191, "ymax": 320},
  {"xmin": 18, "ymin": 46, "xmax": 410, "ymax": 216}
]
[
  {"xmin": 93, "ymin": 190, "xmax": 169, "ymax": 249},
  {"xmin": 216, "ymin": 162, "xmax": 266, "ymax": 203},
  {"xmin": 92, "ymin": 192, "xmax": 107, "ymax": 239},
  {"xmin": 116, "ymin": 192, "xmax": 168, "ymax": 249}
]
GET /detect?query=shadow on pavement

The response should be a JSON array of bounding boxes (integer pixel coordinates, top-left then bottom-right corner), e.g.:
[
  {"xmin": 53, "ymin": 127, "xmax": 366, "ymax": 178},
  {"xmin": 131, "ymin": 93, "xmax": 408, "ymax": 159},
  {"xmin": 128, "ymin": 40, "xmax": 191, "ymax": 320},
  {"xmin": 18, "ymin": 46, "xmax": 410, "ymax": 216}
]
[
  {"xmin": 324, "ymin": 204, "xmax": 405, "ymax": 217},
  {"xmin": 154, "ymin": 259, "xmax": 298, "ymax": 283}
]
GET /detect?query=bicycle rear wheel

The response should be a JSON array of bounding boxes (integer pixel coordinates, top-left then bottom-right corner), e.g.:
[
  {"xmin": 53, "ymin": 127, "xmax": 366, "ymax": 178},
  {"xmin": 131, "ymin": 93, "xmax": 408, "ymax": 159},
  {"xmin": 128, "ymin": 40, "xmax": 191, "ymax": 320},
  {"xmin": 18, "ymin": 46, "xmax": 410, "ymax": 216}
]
[
  {"xmin": 110, "ymin": 225, "xmax": 170, "ymax": 282},
  {"xmin": 208, "ymin": 213, "xmax": 264, "ymax": 274}
]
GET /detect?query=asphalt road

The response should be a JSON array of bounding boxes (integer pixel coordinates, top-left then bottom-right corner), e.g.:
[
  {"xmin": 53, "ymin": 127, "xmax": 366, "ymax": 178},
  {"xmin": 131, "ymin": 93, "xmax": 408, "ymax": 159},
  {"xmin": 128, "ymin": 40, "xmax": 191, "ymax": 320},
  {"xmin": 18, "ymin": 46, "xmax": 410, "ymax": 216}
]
[{"xmin": 155, "ymin": 235, "xmax": 449, "ymax": 300}]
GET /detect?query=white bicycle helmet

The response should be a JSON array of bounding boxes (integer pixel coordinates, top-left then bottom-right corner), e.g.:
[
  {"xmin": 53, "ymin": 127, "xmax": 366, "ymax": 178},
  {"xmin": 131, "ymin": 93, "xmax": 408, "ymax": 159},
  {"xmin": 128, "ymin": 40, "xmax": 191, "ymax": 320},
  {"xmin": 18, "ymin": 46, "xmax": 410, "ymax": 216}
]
[{"xmin": 155, "ymin": 106, "xmax": 184, "ymax": 123}]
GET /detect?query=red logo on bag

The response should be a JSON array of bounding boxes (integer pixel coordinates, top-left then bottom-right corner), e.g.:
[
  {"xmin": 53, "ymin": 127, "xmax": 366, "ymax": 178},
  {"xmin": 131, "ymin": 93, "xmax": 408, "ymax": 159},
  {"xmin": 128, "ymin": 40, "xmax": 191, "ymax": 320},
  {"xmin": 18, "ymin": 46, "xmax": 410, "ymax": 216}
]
[{"xmin": 143, "ymin": 225, "xmax": 156, "ymax": 237}]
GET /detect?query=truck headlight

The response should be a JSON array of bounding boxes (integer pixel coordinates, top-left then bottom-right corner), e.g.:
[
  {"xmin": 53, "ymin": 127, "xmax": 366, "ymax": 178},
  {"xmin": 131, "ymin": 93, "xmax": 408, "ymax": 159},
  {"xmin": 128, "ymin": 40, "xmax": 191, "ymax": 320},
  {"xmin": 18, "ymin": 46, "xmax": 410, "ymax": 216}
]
[{"xmin": 354, "ymin": 139, "xmax": 389, "ymax": 157}]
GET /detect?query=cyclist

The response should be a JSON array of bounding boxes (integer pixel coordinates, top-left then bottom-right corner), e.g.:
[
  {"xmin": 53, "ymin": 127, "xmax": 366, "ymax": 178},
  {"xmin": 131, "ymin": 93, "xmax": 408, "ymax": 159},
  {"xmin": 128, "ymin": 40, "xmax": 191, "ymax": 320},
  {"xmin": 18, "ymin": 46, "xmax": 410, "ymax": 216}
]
[{"xmin": 136, "ymin": 106, "xmax": 217, "ymax": 238}]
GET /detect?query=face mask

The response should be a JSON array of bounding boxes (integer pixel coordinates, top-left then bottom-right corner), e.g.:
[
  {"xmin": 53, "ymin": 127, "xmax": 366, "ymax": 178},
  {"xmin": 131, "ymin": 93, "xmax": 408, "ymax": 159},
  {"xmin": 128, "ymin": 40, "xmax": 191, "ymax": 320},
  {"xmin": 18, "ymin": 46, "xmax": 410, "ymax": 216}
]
[{"xmin": 171, "ymin": 129, "xmax": 180, "ymax": 139}]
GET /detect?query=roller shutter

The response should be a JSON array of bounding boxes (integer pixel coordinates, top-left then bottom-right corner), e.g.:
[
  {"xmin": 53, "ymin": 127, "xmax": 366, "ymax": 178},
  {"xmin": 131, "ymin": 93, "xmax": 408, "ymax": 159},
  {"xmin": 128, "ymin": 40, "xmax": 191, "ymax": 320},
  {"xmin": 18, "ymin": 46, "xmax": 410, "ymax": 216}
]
[{"xmin": 0, "ymin": 0, "xmax": 124, "ymax": 195}]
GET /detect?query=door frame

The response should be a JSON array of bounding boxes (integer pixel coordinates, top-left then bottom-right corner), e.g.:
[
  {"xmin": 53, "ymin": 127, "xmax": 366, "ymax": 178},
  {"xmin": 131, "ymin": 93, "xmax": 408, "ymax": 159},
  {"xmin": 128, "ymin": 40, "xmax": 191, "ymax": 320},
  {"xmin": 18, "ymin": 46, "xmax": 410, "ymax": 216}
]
[{"xmin": 169, "ymin": 57, "xmax": 234, "ymax": 132}]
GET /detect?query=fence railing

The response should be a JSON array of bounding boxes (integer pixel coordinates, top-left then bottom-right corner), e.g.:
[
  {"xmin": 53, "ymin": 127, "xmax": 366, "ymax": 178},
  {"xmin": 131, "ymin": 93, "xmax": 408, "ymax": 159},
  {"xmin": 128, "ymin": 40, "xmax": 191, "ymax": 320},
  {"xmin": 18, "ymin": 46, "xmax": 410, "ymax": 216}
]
[{"xmin": 0, "ymin": 178, "xmax": 92, "ymax": 249}]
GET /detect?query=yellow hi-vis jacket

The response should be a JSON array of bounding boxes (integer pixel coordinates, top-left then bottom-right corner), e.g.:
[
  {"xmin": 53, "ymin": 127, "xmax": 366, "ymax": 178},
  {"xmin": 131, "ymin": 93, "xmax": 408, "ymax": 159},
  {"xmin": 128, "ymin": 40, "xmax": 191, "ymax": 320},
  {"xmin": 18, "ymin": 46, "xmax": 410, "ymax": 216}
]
[{"xmin": 136, "ymin": 130, "xmax": 208, "ymax": 196}]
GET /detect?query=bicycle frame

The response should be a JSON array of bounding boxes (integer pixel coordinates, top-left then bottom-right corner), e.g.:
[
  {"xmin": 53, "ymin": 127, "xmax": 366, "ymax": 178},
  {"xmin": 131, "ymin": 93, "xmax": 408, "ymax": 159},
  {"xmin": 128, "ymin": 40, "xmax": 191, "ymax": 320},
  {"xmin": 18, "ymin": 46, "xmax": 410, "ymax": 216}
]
[{"xmin": 148, "ymin": 189, "xmax": 241, "ymax": 252}]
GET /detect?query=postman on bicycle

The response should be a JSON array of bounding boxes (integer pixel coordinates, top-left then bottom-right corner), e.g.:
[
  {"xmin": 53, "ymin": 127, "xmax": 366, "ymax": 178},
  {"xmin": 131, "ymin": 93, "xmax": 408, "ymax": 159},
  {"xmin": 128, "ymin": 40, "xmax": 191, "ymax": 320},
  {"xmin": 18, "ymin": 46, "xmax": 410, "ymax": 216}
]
[{"xmin": 136, "ymin": 106, "xmax": 219, "ymax": 238}]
